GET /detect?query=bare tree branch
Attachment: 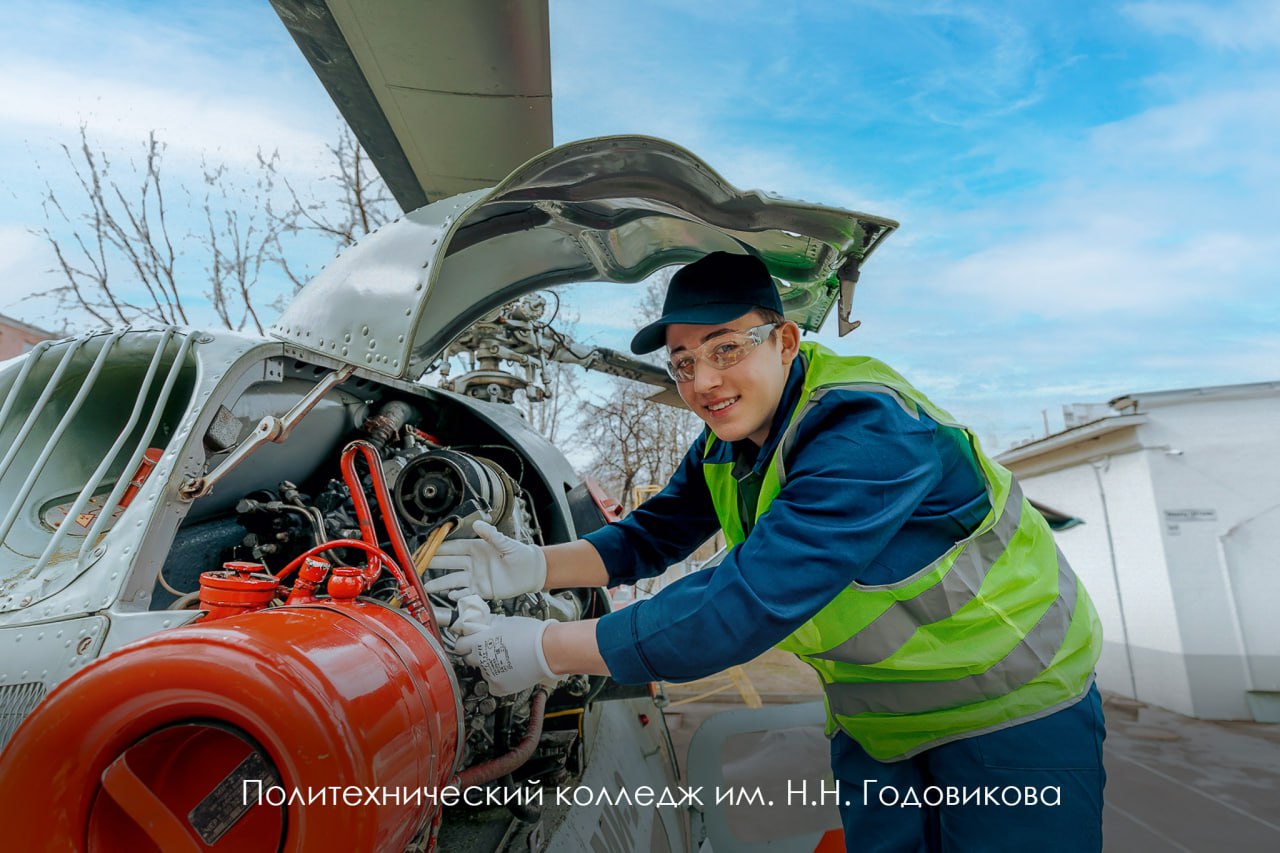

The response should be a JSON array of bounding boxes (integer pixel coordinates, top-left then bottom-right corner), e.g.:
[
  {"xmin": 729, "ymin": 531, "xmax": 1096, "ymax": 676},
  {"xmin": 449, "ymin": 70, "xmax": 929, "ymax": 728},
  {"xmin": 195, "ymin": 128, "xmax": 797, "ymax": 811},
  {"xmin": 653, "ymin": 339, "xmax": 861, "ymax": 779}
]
[
  {"xmin": 27, "ymin": 123, "xmax": 391, "ymax": 333},
  {"xmin": 31, "ymin": 127, "xmax": 204, "ymax": 329},
  {"xmin": 577, "ymin": 274, "xmax": 699, "ymax": 510},
  {"xmin": 271, "ymin": 123, "xmax": 397, "ymax": 291}
]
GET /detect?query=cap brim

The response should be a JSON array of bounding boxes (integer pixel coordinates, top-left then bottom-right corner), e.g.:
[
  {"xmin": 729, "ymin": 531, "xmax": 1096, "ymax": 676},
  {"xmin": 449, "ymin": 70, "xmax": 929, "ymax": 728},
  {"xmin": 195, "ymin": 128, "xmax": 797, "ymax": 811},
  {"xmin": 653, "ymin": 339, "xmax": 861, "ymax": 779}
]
[{"xmin": 629, "ymin": 303, "xmax": 755, "ymax": 354}]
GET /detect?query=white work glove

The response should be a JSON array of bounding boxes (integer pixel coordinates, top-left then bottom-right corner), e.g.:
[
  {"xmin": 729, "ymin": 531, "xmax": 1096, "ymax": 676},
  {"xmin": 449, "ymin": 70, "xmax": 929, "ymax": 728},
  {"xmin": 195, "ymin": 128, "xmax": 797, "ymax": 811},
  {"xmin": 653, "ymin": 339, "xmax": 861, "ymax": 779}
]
[
  {"xmin": 451, "ymin": 595, "xmax": 558, "ymax": 697},
  {"xmin": 449, "ymin": 592, "xmax": 492, "ymax": 633},
  {"xmin": 423, "ymin": 520, "xmax": 547, "ymax": 599}
]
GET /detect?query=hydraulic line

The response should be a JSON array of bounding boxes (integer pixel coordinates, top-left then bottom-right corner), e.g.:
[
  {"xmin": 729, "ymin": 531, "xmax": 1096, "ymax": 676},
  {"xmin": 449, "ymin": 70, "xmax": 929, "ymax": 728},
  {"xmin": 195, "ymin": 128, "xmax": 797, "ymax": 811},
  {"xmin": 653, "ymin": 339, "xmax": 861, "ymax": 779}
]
[
  {"xmin": 340, "ymin": 440, "xmax": 441, "ymax": 638},
  {"xmin": 273, "ymin": 538, "xmax": 397, "ymax": 582},
  {"xmin": 453, "ymin": 688, "xmax": 549, "ymax": 789}
]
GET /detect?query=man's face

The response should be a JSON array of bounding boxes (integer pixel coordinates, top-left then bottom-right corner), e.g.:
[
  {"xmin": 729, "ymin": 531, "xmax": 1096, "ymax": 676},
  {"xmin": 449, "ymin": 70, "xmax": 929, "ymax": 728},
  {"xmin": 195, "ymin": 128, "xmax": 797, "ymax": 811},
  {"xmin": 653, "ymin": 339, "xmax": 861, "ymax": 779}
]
[{"xmin": 665, "ymin": 310, "xmax": 800, "ymax": 446}]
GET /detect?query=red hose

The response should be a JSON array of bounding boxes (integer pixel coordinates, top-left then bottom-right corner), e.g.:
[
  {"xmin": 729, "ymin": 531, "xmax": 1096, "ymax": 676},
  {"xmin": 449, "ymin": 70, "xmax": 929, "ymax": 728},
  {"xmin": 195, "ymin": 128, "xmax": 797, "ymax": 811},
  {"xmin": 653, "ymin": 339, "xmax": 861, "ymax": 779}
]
[
  {"xmin": 340, "ymin": 440, "xmax": 442, "ymax": 639},
  {"xmin": 273, "ymin": 538, "xmax": 394, "ymax": 581},
  {"xmin": 453, "ymin": 688, "xmax": 549, "ymax": 789}
]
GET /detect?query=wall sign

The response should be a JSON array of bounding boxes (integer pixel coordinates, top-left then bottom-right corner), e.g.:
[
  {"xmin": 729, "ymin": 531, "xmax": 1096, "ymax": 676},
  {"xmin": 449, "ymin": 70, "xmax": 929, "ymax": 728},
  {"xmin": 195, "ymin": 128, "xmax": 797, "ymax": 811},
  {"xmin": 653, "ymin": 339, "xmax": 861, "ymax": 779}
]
[{"xmin": 1163, "ymin": 508, "xmax": 1217, "ymax": 535}]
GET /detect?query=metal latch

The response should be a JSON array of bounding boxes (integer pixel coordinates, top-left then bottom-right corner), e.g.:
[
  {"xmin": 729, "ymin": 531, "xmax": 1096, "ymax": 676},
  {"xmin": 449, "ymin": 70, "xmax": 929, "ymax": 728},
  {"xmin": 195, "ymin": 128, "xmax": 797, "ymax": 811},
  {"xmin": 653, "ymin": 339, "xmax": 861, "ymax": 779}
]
[
  {"xmin": 179, "ymin": 365, "xmax": 355, "ymax": 500},
  {"xmin": 836, "ymin": 259, "xmax": 862, "ymax": 336}
]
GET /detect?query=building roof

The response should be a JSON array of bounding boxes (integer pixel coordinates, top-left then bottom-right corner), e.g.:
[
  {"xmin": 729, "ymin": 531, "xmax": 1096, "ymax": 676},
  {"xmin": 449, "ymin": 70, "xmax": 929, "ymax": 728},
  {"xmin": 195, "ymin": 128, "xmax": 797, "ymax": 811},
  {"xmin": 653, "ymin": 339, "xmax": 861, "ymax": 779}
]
[
  {"xmin": 1109, "ymin": 379, "xmax": 1280, "ymax": 412},
  {"xmin": 1001, "ymin": 377, "xmax": 1280, "ymax": 468},
  {"xmin": 0, "ymin": 313, "xmax": 53, "ymax": 337},
  {"xmin": 996, "ymin": 413, "xmax": 1148, "ymax": 467}
]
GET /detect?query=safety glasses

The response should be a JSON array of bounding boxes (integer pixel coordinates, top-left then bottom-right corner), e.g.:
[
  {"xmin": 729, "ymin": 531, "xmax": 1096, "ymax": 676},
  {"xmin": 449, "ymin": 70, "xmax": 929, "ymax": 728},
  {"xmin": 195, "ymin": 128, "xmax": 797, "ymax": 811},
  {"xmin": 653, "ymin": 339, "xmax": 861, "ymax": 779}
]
[{"xmin": 665, "ymin": 323, "xmax": 777, "ymax": 383}]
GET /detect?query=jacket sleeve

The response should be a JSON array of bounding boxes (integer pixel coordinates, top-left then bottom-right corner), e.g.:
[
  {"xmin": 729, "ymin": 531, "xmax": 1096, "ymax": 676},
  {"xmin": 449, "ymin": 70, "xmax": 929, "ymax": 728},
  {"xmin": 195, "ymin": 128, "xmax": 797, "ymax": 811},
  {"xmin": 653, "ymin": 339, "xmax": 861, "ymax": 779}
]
[
  {"xmin": 595, "ymin": 392, "xmax": 948, "ymax": 684},
  {"xmin": 580, "ymin": 432, "xmax": 723, "ymax": 586}
]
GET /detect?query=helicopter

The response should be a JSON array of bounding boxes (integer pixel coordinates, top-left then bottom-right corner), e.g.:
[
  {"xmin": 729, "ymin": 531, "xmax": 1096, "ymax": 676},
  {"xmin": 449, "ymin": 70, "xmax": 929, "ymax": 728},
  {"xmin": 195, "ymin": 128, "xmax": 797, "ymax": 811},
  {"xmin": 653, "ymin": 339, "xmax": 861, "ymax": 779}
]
[{"xmin": 0, "ymin": 2, "xmax": 897, "ymax": 851}]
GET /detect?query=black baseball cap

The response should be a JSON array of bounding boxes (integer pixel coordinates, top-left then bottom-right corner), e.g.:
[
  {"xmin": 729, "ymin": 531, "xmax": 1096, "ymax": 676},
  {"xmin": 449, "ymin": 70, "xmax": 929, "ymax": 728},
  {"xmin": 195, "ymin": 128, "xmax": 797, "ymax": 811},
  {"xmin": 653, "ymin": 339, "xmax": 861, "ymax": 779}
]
[{"xmin": 630, "ymin": 252, "xmax": 785, "ymax": 354}]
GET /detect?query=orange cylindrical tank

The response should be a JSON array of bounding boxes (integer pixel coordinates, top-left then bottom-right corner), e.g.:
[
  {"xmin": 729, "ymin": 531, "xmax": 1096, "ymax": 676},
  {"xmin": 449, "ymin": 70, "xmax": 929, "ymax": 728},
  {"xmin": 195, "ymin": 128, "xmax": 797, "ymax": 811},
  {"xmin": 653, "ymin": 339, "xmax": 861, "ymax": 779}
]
[{"xmin": 0, "ymin": 599, "xmax": 462, "ymax": 853}]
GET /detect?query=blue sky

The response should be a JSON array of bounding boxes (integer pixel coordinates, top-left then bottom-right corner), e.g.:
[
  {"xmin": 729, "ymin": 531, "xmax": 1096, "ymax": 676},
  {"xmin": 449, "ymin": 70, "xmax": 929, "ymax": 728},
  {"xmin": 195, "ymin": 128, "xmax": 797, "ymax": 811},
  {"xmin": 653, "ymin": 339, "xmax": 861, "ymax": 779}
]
[{"xmin": 1, "ymin": 0, "xmax": 1277, "ymax": 450}]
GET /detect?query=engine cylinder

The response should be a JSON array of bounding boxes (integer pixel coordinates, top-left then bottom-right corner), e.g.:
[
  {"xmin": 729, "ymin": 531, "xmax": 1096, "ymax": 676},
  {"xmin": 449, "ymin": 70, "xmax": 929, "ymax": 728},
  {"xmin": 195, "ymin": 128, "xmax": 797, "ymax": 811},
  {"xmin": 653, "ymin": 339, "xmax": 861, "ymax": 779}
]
[{"xmin": 0, "ymin": 600, "xmax": 462, "ymax": 852}]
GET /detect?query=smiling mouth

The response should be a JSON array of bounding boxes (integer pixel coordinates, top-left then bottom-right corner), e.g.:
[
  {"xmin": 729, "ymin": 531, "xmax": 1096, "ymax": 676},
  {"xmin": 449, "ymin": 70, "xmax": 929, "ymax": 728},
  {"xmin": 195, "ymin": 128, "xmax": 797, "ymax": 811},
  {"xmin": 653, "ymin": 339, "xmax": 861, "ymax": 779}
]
[{"xmin": 705, "ymin": 397, "xmax": 739, "ymax": 415}]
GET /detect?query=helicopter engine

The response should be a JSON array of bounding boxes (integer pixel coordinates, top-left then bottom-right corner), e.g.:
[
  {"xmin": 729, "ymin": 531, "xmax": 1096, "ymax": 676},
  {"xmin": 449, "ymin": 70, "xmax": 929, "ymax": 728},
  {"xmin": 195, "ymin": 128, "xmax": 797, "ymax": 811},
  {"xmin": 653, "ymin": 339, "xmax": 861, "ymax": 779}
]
[{"xmin": 0, "ymin": 392, "xmax": 598, "ymax": 853}]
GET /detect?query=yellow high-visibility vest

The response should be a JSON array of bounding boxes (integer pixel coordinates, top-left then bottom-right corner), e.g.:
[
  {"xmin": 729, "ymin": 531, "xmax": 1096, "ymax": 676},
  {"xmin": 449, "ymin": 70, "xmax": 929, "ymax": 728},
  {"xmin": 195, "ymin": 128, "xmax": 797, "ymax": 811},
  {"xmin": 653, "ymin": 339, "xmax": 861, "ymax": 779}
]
[{"xmin": 702, "ymin": 342, "xmax": 1102, "ymax": 761}]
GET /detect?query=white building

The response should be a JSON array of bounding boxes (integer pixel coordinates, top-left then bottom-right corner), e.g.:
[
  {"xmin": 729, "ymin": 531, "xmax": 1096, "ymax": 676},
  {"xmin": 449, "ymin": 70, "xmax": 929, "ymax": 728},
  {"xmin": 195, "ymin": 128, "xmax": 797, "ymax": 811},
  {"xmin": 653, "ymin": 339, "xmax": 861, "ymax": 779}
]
[{"xmin": 996, "ymin": 381, "xmax": 1280, "ymax": 723}]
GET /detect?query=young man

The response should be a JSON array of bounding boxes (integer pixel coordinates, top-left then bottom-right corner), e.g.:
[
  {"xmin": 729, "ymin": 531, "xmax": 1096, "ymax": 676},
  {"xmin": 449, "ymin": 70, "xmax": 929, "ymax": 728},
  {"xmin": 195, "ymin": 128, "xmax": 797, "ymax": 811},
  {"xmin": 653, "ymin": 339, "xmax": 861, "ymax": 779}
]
[{"xmin": 428, "ymin": 251, "xmax": 1106, "ymax": 851}]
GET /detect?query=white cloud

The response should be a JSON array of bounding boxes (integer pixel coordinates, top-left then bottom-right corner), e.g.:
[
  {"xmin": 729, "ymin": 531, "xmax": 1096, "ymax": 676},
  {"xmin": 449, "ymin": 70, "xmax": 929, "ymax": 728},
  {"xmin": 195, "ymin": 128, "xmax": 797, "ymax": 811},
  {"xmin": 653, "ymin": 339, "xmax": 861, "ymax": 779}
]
[
  {"xmin": 1087, "ymin": 83, "xmax": 1280, "ymax": 181},
  {"xmin": 0, "ymin": 1, "xmax": 340, "ymax": 178},
  {"xmin": 1123, "ymin": 1, "xmax": 1280, "ymax": 50},
  {"xmin": 0, "ymin": 225, "xmax": 63, "ymax": 320},
  {"xmin": 929, "ymin": 229, "xmax": 1261, "ymax": 319},
  {"xmin": 0, "ymin": 60, "xmax": 332, "ymax": 173},
  {"xmin": 4, "ymin": 0, "xmax": 1273, "ymax": 455},
  {"xmin": 898, "ymin": 4, "xmax": 1046, "ymax": 126}
]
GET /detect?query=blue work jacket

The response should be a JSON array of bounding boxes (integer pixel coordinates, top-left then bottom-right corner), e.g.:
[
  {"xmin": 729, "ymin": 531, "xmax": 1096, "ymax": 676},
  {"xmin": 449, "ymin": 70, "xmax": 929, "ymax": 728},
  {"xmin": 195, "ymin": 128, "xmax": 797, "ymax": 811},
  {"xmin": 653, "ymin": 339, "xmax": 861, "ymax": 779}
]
[{"xmin": 585, "ymin": 356, "xmax": 991, "ymax": 684}]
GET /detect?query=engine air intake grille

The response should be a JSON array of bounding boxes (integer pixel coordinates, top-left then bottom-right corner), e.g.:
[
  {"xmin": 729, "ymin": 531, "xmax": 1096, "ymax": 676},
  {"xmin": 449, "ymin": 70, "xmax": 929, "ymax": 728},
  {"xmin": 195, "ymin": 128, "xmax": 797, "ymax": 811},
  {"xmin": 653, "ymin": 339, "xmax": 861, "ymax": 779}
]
[{"xmin": 0, "ymin": 681, "xmax": 47, "ymax": 750}]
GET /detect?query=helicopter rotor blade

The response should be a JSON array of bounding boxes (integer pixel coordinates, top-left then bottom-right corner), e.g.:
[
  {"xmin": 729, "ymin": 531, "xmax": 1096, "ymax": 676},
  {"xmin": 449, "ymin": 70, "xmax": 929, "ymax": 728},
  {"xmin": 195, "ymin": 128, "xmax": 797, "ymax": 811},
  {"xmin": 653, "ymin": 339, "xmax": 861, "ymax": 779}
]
[{"xmin": 271, "ymin": 0, "xmax": 553, "ymax": 210}]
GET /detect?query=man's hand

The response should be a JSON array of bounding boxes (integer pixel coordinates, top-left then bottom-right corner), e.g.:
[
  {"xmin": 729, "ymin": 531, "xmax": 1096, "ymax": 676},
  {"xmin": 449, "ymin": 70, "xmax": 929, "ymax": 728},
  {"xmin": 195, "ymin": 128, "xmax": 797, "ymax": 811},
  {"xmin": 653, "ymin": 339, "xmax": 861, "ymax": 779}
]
[
  {"xmin": 451, "ymin": 596, "xmax": 558, "ymax": 696},
  {"xmin": 423, "ymin": 520, "xmax": 547, "ymax": 599}
]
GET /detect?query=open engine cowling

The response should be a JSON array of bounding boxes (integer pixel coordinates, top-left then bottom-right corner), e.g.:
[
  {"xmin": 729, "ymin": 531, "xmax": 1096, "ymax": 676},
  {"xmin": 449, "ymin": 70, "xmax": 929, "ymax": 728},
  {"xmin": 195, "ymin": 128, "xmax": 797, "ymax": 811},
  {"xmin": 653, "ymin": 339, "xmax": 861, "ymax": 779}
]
[{"xmin": 0, "ymin": 599, "xmax": 461, "ymax": 852}]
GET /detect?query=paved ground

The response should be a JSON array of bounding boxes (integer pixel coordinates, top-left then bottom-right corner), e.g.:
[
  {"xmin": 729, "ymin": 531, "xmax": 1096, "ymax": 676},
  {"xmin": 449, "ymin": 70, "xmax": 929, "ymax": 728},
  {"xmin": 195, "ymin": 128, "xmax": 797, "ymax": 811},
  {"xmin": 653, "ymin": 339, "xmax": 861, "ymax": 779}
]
[{"xmin": 663, "ymin": 650, "xmax": 1280, "ymax": 851}]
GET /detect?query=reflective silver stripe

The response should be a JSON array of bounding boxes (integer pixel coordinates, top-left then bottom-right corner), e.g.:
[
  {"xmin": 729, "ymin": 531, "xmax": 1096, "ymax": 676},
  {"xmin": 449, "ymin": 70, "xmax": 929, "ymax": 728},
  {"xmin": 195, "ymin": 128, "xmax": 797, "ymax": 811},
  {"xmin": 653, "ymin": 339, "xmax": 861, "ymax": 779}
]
[
  {"xmin": 825, "ymin": 547, "xmax": 1079, "ymax": 717},
  {"xmin": 813, "ymin": 480, "xmax": 1025, "ymax": 666},
  {"xmin": 776, "ymin": 381, "xmax": 919, "ymax": 487}
]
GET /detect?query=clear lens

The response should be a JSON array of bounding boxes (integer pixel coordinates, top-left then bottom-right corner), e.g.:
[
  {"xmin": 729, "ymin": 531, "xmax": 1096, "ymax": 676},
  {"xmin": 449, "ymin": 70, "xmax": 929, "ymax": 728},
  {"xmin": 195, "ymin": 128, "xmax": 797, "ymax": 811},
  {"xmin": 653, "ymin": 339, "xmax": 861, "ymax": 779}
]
[
  {"xmin": 665, "ymin": 323, "xmax": 776, "ymax": 383},
  {"xmin": 666, "ymin": 356, "xmax": 696, "ymax": 382}
]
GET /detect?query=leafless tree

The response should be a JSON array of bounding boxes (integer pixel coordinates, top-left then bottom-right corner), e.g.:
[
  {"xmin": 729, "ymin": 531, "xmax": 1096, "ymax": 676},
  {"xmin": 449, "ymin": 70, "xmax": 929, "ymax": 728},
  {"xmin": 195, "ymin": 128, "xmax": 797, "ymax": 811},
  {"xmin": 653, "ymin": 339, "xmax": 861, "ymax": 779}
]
[
  {"xmin": 35, "ymin": 129, "xmax": 199, "ymax": 329},
  {"xmin": 578, "ymin": 272, "xmax": 701, "ymax": 510},
  {"xmin": 578, "ymin": 377, "xmax": 699, "ymax": 511},
  {"xmin": 30, "ymin": 123, "xmax": 396, "ymax": 333},
  {"xmin": 201, "ymin": 153, "xmax": 292, "ymax": 333},
  {"xmin": 274, "ymin": 124, "xmax": 397, "ymax": 291},
  {"xmin": 527, "ymin": 361, "xmax": 581, "ymax": 444}
]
